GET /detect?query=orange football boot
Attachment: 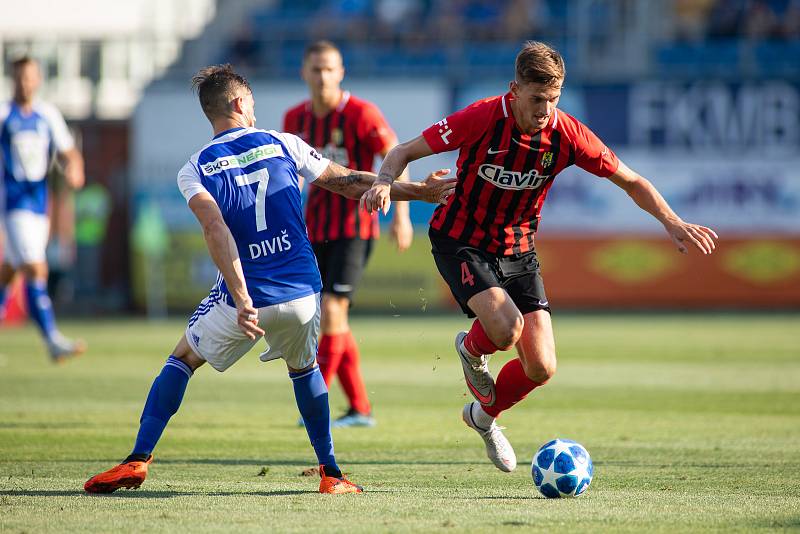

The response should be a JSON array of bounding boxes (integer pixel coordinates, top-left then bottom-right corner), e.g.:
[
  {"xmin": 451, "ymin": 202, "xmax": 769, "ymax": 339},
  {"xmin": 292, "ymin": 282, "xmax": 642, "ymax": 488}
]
[
  {"xmin": 318, "ymin": 466, "xmax": 363, "ymax": 494},
  {"xmin": 84, "ymin": 456, "xmax": 153, "ymax": 494}
]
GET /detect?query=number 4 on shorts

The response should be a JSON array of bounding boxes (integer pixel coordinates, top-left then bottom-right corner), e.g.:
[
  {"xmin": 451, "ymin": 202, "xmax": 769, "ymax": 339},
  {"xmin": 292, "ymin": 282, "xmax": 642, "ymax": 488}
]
[{"xmin": 460, "ymin": 261, "xmax": 475, "ymax": 286}]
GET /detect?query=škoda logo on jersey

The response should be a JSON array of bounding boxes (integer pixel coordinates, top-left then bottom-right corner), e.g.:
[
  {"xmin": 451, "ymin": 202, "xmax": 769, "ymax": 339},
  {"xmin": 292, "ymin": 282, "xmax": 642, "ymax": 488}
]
[
  {"xmin": 477, "ymin": 163, "xmax": 550, "ymax": 190},
  {"xmin": 201, "ymin": 144, "xmax": 284, "ymax": 176}
]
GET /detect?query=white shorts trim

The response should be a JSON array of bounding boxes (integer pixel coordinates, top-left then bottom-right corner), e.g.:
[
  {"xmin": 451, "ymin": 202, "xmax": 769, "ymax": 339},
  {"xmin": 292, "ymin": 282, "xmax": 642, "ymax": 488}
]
[
  {"xmin": 185, "ymin": 292, "xmax": 320, "ymax": 372},
  {"xmin": 1, "ymin": 210, "xmax": 49, "ymax": 267}
]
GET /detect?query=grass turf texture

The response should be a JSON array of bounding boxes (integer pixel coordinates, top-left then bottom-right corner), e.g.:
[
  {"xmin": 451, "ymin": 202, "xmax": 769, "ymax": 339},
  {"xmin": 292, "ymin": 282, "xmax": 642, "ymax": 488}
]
[{"xmin": 1, "ymin": 314, "xmax": 799, "ymax": 533}]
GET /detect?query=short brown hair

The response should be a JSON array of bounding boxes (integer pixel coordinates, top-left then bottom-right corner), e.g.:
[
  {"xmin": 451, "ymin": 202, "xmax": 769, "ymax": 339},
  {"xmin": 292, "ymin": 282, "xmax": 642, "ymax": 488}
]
[
  {"xmin": 12, "ymin": 56, "xmax": 37, "ymax": 71},
  {"xmin": 191, "ymin": 64, "xmax": 252, "ymax": 119},
  {"xmin": 515, "ymin": 41, "xmax": 565, "ymax": 87},
  {"xmin": 303, "ymin": 40, "xmax": 341, "ymax": 61}
]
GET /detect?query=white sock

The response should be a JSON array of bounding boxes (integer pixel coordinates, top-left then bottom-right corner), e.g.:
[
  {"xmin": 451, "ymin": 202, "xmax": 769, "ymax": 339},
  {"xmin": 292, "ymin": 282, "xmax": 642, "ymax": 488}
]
[{"xmin": 470, "ymin": 402, "xmax": 496, "ymax": 430}]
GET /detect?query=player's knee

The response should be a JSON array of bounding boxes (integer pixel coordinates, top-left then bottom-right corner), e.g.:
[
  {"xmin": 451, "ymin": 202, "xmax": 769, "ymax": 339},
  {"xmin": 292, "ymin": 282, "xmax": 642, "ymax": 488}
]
[
  {"xmin": 321, "ymin": 294, "xmax": 347, "ymax": 317},
  {"xmin": 522, "ymin": 352, "xmax": 557, "ymax": 383},
  {"xmin": 20, "ymin": 262, "xmax": 46, "ymax": 281},
  {"xmin": 492, "ymin": 313, "xmax": 524, "ymax": 350}
]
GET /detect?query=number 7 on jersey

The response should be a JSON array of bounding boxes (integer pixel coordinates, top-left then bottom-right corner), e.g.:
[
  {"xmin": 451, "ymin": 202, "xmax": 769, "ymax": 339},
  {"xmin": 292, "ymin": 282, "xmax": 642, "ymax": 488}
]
[{"xmin": 235, "ymin": 168, "xmax": 270, "ymax": 231}]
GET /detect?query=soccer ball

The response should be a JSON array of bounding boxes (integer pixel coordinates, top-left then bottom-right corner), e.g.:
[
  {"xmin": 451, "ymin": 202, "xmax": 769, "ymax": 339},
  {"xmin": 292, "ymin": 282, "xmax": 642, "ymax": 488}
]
[{"xmin": 531, "ymin": 439, "xmax": 593, "ymax": 498}]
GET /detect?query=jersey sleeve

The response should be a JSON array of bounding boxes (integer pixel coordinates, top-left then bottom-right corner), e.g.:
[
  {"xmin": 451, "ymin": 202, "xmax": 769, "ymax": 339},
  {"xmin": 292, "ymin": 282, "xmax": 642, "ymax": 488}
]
[
  {"xmin": 274, "ymin": 131, "xmax": 330, "ymax": 182},
  {"xmin": 38, "ymin": 102, "xmax": 75, "ymax": 152},
  {"xmin": 177, "ymin": 161, "xmax": 209, "ymax": 203},
  {"xmin": 421, "ymin": 101, "xmax": 487, "ymax": 154},
  {"xmin": 571, "ymin": 120, "xmax": 619, "ymax": 178},
  {"xmin": 360, "ymin": 103, "xmax": 396, "ymax": 154}
]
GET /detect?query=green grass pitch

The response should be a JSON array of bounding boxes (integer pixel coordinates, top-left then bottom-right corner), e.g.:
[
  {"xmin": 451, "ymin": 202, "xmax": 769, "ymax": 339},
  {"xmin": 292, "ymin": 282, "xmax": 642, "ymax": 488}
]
[{"xmin": 1, "ymin": 314, "xmax": 799, "ymax": 532}]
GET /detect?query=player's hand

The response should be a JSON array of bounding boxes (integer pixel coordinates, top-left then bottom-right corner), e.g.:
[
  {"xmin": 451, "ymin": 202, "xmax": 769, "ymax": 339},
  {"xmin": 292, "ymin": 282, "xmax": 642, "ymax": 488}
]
[
  {"xmin": 420, "ymin": 168, "xmax": 455, "ymax": 205},
  {"xmin": 665, "ymin": 220, "xmax": 718, "ymax": 255},
  {"xmin": 65, "ymin": 165, "xmax": 85, "ymax": 190},
  {"xmin": 389, "ymin": 216, "xmax": 413, "ymax": 252},
  {"xmin": 235, "ymin": 298, "xmax": 265, "ymax": 340},
  {"xmin": 360, "ymin": 181, "xmax": 392, "ymax": 215}
]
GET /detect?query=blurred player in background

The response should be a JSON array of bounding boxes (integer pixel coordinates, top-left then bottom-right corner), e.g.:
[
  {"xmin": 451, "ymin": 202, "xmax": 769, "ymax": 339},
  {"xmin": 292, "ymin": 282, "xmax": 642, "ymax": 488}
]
[
  {"xmin": 284, "ymin": 41, "xmax": 413, "ymax": 428},
  {"xmin": 84, "ymin": 64, "xmax": 454, "ymax": 494},
  {"xmin": 0, "ymin": 56, "xmax": 85, "ymax": 362},
  {"xmin": 362, "ymin": 41, "xmax": 718, "ymax": 473}
]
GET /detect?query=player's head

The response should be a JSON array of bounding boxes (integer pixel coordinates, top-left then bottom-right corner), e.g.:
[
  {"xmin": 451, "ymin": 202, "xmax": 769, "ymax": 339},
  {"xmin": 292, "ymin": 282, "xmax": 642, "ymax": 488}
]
[
  {"xmin": 510, "ymin": 41, "xmax": 565, "ymax": 132},
  {"xmin": 191, "ymin": 64, "xmax": 255, "ymax": 127},
  {"xmin": 301, "ymin": 41, "xmax": 344, "ymax": 100},
  {"xmin": 12, "ymin": 56, "xmax": 41, "ymax": 104}
]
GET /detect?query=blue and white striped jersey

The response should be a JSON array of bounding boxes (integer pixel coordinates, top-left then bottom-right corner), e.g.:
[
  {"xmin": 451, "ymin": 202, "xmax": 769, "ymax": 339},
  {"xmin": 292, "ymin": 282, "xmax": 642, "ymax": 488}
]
[
  {"xmin": 177, "ymin": 127, "xmax": 329, "ymax": 308},
  {"xmin": 0, "ymin": 100, "xmax": 75, "ymax": 214}
]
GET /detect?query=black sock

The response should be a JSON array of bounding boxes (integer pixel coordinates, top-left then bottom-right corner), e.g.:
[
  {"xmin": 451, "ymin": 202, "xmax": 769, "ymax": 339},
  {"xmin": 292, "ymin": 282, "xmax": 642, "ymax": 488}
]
[
  {"xmin": 323, "ymin": 464, "xmax": 342, "ymax": 478},
  {"xmin": 123, "ymin": 453, "xmax": 150, "ymax": 464}
]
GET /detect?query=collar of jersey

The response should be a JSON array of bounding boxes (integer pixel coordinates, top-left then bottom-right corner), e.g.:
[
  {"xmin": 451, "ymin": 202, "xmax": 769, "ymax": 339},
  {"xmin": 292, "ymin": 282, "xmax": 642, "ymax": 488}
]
[{"xmin": 213, "ymin": 126, "xmax": 246, "ymax": 139}]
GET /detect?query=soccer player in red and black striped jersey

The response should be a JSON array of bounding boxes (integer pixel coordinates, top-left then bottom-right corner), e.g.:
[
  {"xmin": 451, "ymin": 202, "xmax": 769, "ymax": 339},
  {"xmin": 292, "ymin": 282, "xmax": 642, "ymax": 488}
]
[
  {"xmin": 284, "ymin": 41, "xmax": 413, "ymax": 428},
  {"xmin": 362, "ymin": 41, "xmax": 718, "ymax": 471}
]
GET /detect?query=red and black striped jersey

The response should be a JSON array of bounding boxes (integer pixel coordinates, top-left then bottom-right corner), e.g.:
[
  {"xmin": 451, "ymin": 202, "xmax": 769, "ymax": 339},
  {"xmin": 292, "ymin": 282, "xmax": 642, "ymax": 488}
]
[
  {"xmin": 283, "ymin": 92, "xmax": 395, "ymax": 243},
  {"xmin": 422, "ymin": 91, "xmax": 619, "ymax": 256}
]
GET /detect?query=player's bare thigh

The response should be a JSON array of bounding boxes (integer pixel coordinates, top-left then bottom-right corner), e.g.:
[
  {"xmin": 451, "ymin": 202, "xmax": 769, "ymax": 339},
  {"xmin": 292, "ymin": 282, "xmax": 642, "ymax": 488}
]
[
  {"xmin": 172, "ymin": 335, "xmax": 206, "ymax": 372},
  {"xmin": 320, "ymin": 293, "xmax": 349, "ymax": 334},
  {"xmin": 515, "ymin": 310, "xmax": 557, "ymax": 383},
  {"xmin": 466, "ymin": 287, "xmax": 524, "ymax": 350}
]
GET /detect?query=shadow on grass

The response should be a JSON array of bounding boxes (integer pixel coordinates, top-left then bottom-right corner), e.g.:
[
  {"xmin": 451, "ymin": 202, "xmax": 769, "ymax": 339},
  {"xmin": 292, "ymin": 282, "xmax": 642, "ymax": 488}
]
[
  {"xmin": 153, "ymin": 458, "xmax": 474, "ymax": 467},
  {"xmin": 2, "ymin": 458, "xmax": 474, "ymax": 467},
  {"xmin": 473, "ymin": 495, "xmax": 540, "ymax": 501},
  {"xmin": 1, "ymin": 489, "xmax": 323, "ymax": 498}
]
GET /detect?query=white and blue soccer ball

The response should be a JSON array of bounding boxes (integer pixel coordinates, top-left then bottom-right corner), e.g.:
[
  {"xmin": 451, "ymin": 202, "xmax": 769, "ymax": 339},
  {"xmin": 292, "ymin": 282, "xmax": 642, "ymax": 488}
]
[{"xmin": 531, "ymin": 439, "xmax": 593, "ymax": 498}]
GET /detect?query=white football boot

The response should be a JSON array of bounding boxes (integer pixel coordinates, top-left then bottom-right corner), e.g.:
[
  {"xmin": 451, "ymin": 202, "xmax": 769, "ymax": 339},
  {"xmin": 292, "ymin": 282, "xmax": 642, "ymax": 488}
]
[
  {"xmin": 462, "ymin": 401, "xmax": 517, "ymax": 472},
  {"xmin": 455, "ymin": 331, "xmax": 496, "ymax": 406}
]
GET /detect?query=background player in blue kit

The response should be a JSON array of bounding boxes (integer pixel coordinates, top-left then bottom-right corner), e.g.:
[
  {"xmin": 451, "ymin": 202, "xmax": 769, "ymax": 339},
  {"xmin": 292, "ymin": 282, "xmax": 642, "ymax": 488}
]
[
  {"xmin": 84, "ymin": 64, "xmax": 454, "ymax": 495},
  {"xmin": 0, "ymin": 56, "xmax": 86, "ymax": 361}
]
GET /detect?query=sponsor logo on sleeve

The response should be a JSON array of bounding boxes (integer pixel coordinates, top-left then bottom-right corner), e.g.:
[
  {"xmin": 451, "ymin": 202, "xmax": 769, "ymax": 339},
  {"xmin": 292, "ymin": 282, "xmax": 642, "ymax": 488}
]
[{"xmin": 436, "ymin": 118, "xmax": 453, "ymax": 145}]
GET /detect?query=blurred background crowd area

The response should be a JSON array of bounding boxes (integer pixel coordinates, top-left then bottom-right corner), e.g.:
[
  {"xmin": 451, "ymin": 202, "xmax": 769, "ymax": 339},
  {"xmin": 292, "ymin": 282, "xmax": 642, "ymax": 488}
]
[
  {"xmin": 224, "ymin": 0, "xmax": 800, "ymax": 79},
  {"xmin": 0, "ymin": 0, "xmax": 798, "ymax": 315},
  {"xmin": 2, "ymin": 0, "xmax": 798, "ymax": 121}
]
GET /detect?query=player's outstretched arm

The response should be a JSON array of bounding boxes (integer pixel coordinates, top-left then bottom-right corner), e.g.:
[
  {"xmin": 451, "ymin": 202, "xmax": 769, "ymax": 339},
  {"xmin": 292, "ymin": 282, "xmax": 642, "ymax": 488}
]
[
  {"xmin": 188, "ymin": 192, "xmax": 265, "ymax": 340},
  {"xmin": 607, "ymin": 161, "xmax": 718, "ymax": 255},
  {"xmin": 361, "ymin": 135, "xmax": 435, "ymax": 215},
  {"xmin": 314, "ymin": 161, "xmax": 454, "ymax": 206}
]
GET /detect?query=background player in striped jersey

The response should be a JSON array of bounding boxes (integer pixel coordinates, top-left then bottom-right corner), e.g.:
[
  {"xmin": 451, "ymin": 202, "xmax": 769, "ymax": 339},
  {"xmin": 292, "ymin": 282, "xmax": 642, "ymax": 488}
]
[
  {"xmin": 361, "ymin": 41, "xmax": 718, "ymax": 472},
  {"xmin": 0, "ymin": 56, "xmax": 86, "ymax": 362},
  {"xmin": 84, "ymin": 64, "xmax": 454, "ymax": 494},
  {"xmin": 284, "ymin": 41, "xmax": 413, "ymax": 427}
]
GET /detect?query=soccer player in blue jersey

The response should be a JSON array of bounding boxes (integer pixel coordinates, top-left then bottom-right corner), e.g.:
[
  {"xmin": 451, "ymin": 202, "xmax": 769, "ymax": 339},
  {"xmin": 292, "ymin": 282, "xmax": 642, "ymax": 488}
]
[
  {"xmin": 84, "ymin": 64, "xmax": 454, "ymax": 494},
  {"xmin": 0, "ymin": 56, "xmax": 86, "ymax": 361}
]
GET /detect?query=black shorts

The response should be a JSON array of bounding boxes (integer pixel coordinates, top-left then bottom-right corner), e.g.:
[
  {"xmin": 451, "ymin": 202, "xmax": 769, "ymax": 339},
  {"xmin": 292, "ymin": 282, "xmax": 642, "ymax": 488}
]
[
  {"xmin": 429, "ymin": 229, "xmax": 550, "ymax": 318},
  {"xmin": 312, "ymin": 238, "xmax": 373, "ymax": 300}
]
